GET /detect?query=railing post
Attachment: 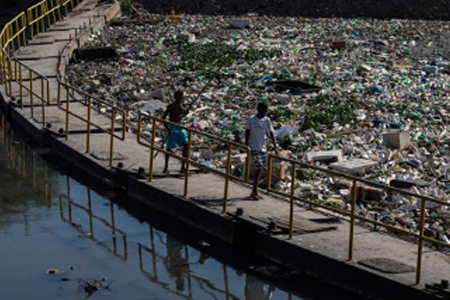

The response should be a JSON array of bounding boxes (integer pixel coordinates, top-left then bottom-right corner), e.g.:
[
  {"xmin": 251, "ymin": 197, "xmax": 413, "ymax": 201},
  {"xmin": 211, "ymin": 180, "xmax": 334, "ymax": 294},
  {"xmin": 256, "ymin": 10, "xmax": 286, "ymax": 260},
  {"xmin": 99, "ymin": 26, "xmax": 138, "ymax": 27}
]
[
  {"xmin": 289, "ymin": 163, "xmax": 296, "ymax": 239},
  {"xmin": 109, "ymin": 109, "xmax": 116, "ymax": 167},
  {"xmin": 57, "ymin": 81, "xmax": 61, "ymax": 105},
  {"xmin": 245, "ymin": 147, "xmax": 251, "ymax": 182},
  {"xmin": 7, "ymin": 58, "xmax": 12, "ymax": 95},
  {"xmin": 348, "ymin": 179, "xmax": 357, "ymax": 261},
  {"xmin": 29, "ymin": 10, "xmax": 34, "ymax": 38},
  {"xmin": 267, "ymin": 154, "xmax": 272, "ymax": 193},
  {"xmin": 29, "ymin": 70, "xmax": 34, "ymax": 114},
  {"xmin": 148, "ymin": 118, "xmax": 156, "ymax": 182},
  {"xmin": 183, "ymin": 131, "xmax": 192, "ymax": 197},
  {"xmin": 65, "ymin": 86, "xmax": 69, "ymax": 140},
  {"xmin": 416, "ymin": 198, "xmax": 426, "ymax": 285},
  {"xmin": 222, "ymin": 143, "xmax": 233, "ymax": 213},
  {"xmin": 86, "ymin": 96, "xmax": 91, "ymax": 153},
  {"xmin": 46, "ymin": 78, "xmax": 50, "ymax": 105},
  {"xmin": 22, "ymin": 14, "xmax": 26, "ymax": 42},
  {"xmin": 19, "ymin": 64, "xmax": 23, "ymax": 109}
]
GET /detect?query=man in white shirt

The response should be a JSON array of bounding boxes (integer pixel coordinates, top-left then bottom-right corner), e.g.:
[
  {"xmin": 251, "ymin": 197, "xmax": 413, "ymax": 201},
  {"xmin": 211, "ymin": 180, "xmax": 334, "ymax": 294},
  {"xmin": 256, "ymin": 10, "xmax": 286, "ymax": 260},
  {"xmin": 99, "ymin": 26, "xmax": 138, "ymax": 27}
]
[{"xmin": 245, "ymin": 102, "xmax": 278, "ymax": 200}]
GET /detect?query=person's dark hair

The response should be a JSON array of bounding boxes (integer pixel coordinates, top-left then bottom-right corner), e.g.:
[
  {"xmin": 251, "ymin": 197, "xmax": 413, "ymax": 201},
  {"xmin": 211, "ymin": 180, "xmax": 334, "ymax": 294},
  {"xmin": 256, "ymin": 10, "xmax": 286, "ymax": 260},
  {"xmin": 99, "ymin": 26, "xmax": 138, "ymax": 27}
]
[
  {"xmin": 174, "ymin": 90, "xmax": 183, "ymax": 99},
  {"xmin": 257, "ymin": 102, "xmax": 268, "ymax": 110}
]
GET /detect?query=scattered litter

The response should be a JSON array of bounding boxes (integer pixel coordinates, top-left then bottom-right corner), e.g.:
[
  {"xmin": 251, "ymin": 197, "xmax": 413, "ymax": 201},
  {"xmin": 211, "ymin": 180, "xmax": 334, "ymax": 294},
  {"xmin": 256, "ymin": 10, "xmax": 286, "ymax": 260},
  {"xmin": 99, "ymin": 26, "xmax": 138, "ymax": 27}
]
[{"xmin": 66, "ymin": 9, "xmax": 450, "ymax": 238}]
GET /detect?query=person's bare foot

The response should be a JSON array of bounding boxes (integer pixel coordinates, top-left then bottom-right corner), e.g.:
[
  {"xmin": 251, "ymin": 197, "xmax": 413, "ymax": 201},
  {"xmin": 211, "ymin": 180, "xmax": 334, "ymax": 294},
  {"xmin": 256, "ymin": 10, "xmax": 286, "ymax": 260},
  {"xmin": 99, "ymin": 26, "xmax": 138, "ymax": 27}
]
[{"xmin": 250, "ymin": 192, "xmax": 263, "ymax": 200}]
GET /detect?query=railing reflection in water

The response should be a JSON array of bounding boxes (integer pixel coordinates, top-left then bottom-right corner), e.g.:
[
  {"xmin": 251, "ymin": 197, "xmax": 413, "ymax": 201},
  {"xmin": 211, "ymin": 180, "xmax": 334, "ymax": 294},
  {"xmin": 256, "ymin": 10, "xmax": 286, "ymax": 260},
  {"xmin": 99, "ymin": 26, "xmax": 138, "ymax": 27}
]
[
  {"xmin": 57, "ymin": 174, "xmax": 298, "ymax": 300},
  {"xmin": 0, "ymin": 114, "xmax": 54, "ymax": 206},
  {"xmin": 59, "ymin": 176, "xmax": 128, "ymax": 260}
]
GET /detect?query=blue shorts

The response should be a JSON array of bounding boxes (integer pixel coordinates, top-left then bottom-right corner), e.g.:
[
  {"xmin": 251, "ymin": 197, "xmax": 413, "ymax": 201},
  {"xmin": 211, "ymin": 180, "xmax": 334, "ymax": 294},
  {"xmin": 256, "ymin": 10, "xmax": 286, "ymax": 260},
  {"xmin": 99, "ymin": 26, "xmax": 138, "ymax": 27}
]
[{"xmin": 167, "ymin": 125, "xmax": 188, "ymax": 150}]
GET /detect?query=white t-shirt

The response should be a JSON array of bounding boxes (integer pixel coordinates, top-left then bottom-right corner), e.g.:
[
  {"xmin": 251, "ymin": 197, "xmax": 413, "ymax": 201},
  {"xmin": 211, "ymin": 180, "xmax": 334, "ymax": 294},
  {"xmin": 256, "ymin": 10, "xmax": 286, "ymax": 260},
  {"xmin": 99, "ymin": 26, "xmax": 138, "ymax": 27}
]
[{"xmin": 246, "ymin": 115, "xmax": 274, "ymax": 152}]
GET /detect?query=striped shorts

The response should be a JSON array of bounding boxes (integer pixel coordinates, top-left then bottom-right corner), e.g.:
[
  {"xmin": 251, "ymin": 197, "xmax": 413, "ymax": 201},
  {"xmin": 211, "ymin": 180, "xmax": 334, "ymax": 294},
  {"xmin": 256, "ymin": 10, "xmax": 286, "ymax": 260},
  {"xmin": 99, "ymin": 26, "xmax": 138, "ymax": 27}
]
[{"xmin": 251, "ymin": 150, "xmax": 267, "ymax": 171}]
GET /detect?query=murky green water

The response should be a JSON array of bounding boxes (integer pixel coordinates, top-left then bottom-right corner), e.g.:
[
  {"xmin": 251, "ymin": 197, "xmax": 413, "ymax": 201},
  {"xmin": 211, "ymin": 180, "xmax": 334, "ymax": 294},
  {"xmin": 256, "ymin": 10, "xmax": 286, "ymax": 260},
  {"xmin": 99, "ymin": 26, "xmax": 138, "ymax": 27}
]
[{"xmin": 0, "ymin": 115, "xmax": 361, "ymax": 300}]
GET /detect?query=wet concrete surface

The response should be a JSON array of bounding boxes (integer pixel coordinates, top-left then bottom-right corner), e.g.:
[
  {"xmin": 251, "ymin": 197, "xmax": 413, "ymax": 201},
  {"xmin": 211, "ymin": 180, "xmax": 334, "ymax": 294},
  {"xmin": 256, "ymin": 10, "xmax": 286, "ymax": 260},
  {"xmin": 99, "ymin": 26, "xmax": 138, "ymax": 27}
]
[{"xmin": 0, "ymin": 115, "xmax": 364, "ymax": 300}]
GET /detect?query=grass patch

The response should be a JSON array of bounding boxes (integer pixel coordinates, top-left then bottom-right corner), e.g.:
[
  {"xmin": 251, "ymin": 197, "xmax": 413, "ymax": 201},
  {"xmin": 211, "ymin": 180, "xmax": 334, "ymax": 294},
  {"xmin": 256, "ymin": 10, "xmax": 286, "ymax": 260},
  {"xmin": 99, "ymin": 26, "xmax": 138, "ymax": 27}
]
[
  {"xmin": 302, "ymin": 94, "xmax": 362, "ymax": 131},
  {"xmin": 162, "ymin": 38, "xmax": 282, "ymax": 78}
]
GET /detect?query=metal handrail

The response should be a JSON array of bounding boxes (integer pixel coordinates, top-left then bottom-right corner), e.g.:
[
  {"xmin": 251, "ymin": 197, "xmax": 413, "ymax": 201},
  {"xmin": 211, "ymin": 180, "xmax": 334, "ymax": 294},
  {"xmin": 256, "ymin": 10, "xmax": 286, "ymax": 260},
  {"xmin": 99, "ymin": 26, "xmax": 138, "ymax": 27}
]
[
  {"xmin": 27, "ymin": 0, "xmax": 48, "ymax": 38},
  {"xmin": 56, "ymin": 81, "xmax": 127, "ymax": 166},
  {"xmin": 12, "ymin": 59, "xmax": 50, "ymax": 125},
  {"xmin": 266, "ymin": 153, "xmax": 450, "ymax": 285},
  {"xmin": 2, "ymin": 12, "xmax": 27, "ymax": 54},
  {"xmin": 137, "ymin": 114, "xmax": 251, "ymax": 213},
  {"xmin": 46, "ymin": 0, "xmax": 63, "ymax": 25},
  {"xmin": 0, "ymin": 0, "xmax": 123, "ymax": 168}
]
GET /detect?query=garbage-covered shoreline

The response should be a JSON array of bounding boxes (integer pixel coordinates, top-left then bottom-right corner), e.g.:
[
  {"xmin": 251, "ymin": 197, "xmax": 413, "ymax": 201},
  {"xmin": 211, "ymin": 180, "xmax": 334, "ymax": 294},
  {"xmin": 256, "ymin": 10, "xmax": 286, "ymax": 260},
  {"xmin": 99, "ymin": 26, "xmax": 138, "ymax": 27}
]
[
  {"xmin": 66, "ymin": 9, "xmax": 450, "ymax": 244},
  {"xmin": 132, "ymin": 0, "xmax": 450, "ymax": 20}
]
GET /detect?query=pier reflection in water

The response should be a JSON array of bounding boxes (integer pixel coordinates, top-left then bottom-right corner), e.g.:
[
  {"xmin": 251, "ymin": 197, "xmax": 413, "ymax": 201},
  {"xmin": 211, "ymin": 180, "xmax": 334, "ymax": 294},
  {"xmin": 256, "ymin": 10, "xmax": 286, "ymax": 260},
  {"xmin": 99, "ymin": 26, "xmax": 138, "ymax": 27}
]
[{"xmin": 0, "ymin": 114, "xmax": 306, "ymax": 300}]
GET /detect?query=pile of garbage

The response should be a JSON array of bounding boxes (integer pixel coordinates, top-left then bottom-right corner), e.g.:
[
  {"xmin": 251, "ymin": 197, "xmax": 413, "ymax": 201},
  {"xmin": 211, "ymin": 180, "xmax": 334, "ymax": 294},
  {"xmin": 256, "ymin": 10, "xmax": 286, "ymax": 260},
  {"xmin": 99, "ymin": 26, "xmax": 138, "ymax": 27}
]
[{"xmin": 66, "ymin": 10, "xmax": 450, "ymax": 244}]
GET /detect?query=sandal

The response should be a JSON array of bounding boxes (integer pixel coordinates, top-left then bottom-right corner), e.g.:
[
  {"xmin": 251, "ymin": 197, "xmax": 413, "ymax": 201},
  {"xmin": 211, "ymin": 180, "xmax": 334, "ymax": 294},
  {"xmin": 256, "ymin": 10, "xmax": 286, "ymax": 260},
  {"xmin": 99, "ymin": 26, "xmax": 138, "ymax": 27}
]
[{"xmin": 250, "ymin": 193, "xmax": 263, "ymax": 200}]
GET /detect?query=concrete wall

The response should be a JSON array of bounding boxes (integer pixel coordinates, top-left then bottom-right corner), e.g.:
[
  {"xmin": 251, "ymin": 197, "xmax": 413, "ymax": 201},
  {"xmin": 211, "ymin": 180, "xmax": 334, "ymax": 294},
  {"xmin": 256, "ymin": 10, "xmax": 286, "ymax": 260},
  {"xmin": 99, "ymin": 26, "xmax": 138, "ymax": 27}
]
[{"xmin": 137, "ymin": 0, "xmax": 450, "ymax": 20}]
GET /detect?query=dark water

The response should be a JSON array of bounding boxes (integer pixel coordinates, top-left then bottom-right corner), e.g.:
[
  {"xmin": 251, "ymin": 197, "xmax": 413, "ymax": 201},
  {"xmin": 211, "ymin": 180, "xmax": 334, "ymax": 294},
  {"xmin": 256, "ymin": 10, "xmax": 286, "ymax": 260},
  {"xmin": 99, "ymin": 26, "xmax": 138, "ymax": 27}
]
[{"xmin": 0, "ymin": 115, "xmax": 363, "ymax": 300}]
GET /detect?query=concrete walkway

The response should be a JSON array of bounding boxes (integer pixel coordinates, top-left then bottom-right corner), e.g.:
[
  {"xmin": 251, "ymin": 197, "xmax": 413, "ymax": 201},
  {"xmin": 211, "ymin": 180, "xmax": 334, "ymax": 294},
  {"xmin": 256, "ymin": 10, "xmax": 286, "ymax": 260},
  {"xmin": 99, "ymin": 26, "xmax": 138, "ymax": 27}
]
[{"xmin": 1, "ymin": 1, "xmax": 449, "ymax": 299}]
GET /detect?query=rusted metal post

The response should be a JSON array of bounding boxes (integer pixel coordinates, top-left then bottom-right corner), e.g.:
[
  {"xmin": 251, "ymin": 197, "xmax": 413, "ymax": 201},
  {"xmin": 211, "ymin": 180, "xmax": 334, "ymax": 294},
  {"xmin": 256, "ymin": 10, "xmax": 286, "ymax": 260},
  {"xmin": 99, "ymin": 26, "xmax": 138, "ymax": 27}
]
[
  {"xmin": 267, "ymin": 154, "xmax": 273, "ymax": 193},
  {"xmin": 183, "ymin": 131, "xmax": 192, "ymax": 197},
  {"xmin": 109, "ymin": 109, "xmax": 116, "ymax": 167},
  {"xmin": 416, "ymin": 198, "xmax": 426, "ymax": 285},
  {"xmin": 65, "ymin": 86, "xmax": 69, "ymax": 140},
  {"xmin": 348, "ymin": 179, "xmax": 358, "ymax": 261},
  {"xmin": 86, "ymin": 97, "xmax": 91, "ymax": 153},
  {"xmin": 222, "ymin": 143, "xmax": 233, "ymax": 213},
  {"xmin": 289, "ymin": 163, "xmax": 296, "ymax": 239},
  {"xmin": 149, "ymin": 118, "xmax": 156, "ymax": 182}
]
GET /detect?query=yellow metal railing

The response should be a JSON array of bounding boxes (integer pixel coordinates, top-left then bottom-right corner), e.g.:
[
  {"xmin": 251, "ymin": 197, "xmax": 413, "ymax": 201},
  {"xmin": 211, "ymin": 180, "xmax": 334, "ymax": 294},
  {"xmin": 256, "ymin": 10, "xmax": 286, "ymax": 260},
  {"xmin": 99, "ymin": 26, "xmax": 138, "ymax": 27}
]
[
  {"xmin": 46, "ymin": 0, "xmax": 63, "ymax": 26},
  {"xmin": 56, "ymin": 81, "xmax": 127, "ymax": 166},
  {"xmin": 136, "ymin": 115, "xmax": 449, "ymax": 282},
  {"xmin": 27, "ymin": 0, "xmax": 49, "ymax": 38},
  {"xmin": 60, "ymin": 0, "xmax": 80, "ymax": 15},
  {"xmin": 0, "ymin": 0, "xmax": 125, "ymax": 169},
  {"xmin": 27, "ymin": 0, "xmax": 69, "ymax": 39},
  {"xmin": 137, "ymin": 114, "xmax": 251, "ymax": 213},
  {"xmin": 266, "ymin": 153, "xmax": 450, "ymax": 284},
  {"xmin": 1, "ymin": 12, "xmax": 27, "ymax": 55},
  {"xmin": 11, "ymin": 59, "xmax": 50, "ymax": 126}
]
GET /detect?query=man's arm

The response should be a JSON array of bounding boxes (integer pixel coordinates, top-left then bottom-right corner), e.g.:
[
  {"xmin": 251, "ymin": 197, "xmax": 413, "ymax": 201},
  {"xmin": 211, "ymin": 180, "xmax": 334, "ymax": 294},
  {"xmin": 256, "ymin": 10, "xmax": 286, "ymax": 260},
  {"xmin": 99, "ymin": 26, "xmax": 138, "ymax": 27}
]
[
  {"xmin": 267, "ymin": 119, "xmax": 278, "ymax": 154},
  {"xmin": 270, "ymin": 131, "xmax": 279, "ymax": 154}
]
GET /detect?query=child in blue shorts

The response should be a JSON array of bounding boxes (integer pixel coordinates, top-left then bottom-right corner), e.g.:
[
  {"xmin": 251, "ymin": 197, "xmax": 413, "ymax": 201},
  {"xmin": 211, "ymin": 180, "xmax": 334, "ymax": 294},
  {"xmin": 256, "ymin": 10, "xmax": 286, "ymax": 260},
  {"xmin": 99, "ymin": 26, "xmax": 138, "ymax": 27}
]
[{"xmin": 162, "ymin": 91, "xmax": 189, "ymax": 173}]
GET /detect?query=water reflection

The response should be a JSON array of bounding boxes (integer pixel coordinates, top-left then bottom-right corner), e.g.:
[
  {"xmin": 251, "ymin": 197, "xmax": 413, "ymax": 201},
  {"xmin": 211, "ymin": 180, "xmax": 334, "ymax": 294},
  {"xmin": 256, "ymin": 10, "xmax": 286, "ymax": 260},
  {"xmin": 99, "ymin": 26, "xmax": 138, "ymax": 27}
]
[
  {"xmin": 0, "ymin": 115, "xmax": 56, "ymax": 233},
  {"xmin": 58, "ymin": 175, "xmax": 299, "ymax": 300},
  {"xmin": 59, "ymin": 183, "xmax": 128, "ymax": 260}
]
